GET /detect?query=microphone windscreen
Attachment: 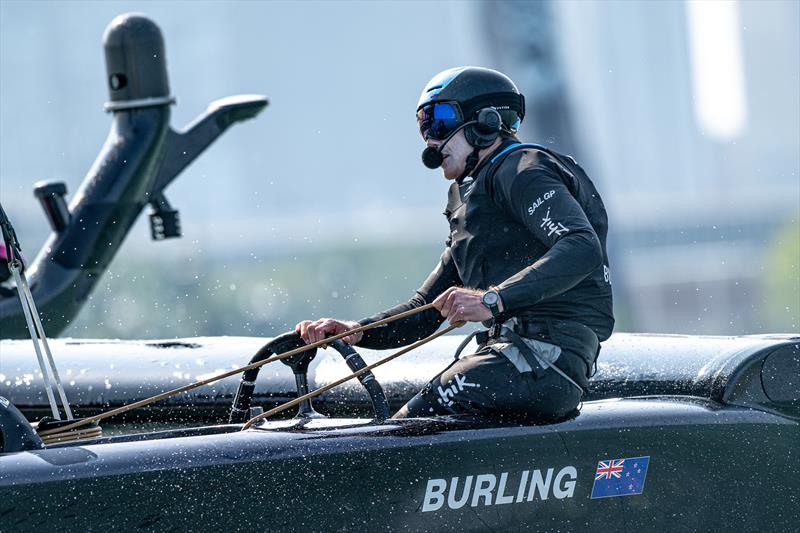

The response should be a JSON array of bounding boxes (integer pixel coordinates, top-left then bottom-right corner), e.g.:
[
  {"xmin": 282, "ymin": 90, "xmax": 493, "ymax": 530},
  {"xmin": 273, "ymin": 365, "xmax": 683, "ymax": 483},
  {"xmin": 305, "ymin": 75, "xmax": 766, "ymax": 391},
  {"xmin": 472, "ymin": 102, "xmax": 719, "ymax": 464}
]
[{"xmin": 421, "ymin": 146, "xmax": 443, "ymax": 169}]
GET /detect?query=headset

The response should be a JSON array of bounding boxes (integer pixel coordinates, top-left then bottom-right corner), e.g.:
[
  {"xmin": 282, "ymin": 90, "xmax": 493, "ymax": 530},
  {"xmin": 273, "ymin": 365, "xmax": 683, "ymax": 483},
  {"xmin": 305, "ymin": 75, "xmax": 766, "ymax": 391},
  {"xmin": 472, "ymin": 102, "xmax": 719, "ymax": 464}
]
[
  {"xmin": 421, "ymin": 107, "xmax": 503, "ymax": 171},
  {"xmin": 466, "ymin": 107, "xmax": 503, "ymax": 148}
]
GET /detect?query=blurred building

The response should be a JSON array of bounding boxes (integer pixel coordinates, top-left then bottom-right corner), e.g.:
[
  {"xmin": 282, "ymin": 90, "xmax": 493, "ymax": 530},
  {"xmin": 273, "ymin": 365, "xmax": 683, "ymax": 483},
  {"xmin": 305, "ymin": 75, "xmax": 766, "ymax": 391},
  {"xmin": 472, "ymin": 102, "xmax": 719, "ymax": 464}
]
[
  {"xmin": 0, "ymin": 1, "xmax": 797, "ymax": 338},
  {"xmin": 482, "ymin": 0, "xmax": 799, "ymax": 333}
]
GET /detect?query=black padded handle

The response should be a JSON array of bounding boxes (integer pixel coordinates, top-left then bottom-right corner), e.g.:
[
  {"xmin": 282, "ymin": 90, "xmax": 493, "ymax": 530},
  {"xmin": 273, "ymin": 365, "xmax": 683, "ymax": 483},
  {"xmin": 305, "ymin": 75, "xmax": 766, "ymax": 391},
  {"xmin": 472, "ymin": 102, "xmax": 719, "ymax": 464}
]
[
  {"xmin": 229, "ymin": 331, "xmax": 315, "ymax": 423},
  {"xmin": 328, "ymin": 340, "xmax": 391, "ymax": 421}
]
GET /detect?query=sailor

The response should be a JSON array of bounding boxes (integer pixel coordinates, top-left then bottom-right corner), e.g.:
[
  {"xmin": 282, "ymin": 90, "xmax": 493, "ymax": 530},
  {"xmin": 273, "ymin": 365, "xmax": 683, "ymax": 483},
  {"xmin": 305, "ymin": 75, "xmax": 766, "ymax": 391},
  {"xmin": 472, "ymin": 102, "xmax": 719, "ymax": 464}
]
[{"xmin": 297, "ymin": 67, "xmax": 614, "ymax": 421}]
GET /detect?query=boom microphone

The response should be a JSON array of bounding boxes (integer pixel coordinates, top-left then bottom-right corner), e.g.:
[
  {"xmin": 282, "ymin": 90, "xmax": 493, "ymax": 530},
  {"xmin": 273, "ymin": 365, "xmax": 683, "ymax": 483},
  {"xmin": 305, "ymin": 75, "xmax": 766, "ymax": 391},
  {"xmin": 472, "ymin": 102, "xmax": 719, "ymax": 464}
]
[
  {"xmin": 421, "ymin": 146, "xmax": 443, "ymax": 169},
  {"xmin": 420, "ymin": 121, "xmax": 475, "ymax": 169}
]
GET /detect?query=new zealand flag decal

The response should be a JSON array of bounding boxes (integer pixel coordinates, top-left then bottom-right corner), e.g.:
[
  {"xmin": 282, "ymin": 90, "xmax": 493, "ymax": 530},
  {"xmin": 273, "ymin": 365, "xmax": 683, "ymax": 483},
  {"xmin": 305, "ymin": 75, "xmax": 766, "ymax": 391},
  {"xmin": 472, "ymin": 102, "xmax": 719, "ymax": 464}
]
[{"xmin": 590, "ymin": 456, "xmax": 650, "ymax": 499}]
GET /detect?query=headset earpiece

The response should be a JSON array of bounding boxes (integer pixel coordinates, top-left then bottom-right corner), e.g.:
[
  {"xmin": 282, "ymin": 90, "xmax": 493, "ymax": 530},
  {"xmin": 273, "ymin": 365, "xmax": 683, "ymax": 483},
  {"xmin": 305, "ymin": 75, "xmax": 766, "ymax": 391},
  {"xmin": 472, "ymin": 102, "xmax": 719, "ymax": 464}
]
[
  {"xmin": 465, "ymin": 107, "xmax": 502, "ymax": 148},
  {"xmin": 476, "ymin": 107, "xmax": 502, "ymax": 133}
]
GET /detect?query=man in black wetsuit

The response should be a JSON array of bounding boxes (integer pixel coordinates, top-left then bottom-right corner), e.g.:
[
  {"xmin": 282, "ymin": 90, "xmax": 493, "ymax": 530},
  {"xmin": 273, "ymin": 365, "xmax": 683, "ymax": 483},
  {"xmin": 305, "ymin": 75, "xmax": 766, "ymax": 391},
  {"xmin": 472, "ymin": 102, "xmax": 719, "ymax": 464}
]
[{"xmin": 297, "ymin": 67, "xmax": 613, "ymax": 421}]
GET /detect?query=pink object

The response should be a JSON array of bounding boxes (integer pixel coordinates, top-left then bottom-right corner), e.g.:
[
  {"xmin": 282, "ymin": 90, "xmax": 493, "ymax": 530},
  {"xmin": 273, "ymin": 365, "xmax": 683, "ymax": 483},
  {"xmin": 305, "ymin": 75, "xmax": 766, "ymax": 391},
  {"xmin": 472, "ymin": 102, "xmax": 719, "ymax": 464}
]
[{"xmin": 0, "ymin": 236, "xmax": 25, "ymax": 269}]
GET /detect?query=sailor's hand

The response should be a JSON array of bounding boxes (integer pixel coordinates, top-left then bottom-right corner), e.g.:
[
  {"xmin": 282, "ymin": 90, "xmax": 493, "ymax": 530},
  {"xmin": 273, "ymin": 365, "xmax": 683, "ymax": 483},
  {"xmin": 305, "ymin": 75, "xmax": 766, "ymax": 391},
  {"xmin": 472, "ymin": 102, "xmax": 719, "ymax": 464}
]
[
  {"xmin": 432, "ymin": 287, "xmax": 492, "ymax": 324},
  {"xmin": 295, "ymin": 318, "xmax": 363, "ymax": 345}
]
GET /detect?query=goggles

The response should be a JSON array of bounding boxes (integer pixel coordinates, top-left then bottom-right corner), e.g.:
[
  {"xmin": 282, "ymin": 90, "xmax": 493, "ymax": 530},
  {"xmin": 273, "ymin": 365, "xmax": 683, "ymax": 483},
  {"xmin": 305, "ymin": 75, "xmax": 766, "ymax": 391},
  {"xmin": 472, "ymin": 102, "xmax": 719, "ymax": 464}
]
[{"xmin": 416, "ymin": 102, "xmax": 464, "ymax": 141}]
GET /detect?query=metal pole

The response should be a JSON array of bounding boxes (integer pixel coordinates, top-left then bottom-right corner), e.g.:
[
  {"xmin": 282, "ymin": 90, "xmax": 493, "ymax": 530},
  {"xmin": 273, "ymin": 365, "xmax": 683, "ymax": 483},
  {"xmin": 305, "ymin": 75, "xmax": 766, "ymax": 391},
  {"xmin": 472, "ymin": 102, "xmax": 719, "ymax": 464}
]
[
  {"xmin": 16, "ymin": 271, "xmax": 73, "ymax": 420},
  {"xmin": 10, "ymin": 261, "xmax": 61, "ymax": 420}
]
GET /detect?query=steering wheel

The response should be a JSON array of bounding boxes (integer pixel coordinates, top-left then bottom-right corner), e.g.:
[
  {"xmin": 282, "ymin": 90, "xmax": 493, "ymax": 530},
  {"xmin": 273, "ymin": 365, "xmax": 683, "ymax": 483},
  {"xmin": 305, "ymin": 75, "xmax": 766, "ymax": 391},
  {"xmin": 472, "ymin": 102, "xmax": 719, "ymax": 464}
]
[
  {"xmin": 326, "ymin": 339, "xmax": 391, "ymax": 420},
  {"xmin": 229, "ymin": 331, "xmax": 390, "ymax": 423}
]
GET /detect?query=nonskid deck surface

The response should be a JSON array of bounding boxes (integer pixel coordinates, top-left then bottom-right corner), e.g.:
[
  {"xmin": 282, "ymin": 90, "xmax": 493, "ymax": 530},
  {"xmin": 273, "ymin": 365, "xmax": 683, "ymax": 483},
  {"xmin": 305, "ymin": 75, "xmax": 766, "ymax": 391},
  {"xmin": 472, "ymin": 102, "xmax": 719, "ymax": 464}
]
[
  {"xmin": 37, "ymin": 394, "xmax": 771, "ymax": 452},
  {"xmin": 2, "ymin": 333, "xmax": 797, "ymax": 418}
]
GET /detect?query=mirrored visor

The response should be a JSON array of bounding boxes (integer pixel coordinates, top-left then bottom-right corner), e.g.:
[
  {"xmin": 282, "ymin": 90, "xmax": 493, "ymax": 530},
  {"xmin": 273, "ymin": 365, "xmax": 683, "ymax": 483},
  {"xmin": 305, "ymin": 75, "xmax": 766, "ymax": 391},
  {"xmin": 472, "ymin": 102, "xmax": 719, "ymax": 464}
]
[{"xmin": 416, "ymin": 102, "xmax": 463, "ymax": 141}]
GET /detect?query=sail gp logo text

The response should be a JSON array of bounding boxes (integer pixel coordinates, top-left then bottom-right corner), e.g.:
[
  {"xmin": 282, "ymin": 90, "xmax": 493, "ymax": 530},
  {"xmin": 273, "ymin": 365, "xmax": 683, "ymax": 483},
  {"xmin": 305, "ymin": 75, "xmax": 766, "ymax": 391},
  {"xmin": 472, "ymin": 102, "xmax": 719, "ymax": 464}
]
[
  {"xmin": 527, "ymin": 190, "xmax": 556, "ymax": 216},
  {"xmin": 421, "ymin": 465, "xmax": 577, "ymax": 512}
]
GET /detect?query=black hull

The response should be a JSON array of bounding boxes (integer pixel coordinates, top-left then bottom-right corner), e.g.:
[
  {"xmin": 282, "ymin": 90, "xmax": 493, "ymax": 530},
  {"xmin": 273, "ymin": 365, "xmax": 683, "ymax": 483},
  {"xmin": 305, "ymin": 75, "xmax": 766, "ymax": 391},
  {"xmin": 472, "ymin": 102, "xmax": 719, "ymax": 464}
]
[
  {"xmin": 1, "ymin": 333, "xmax": 798, "ymax": 531},
  {"xmin": 1, "ymin": 400, "xmax": 797, "ymax": 532}
]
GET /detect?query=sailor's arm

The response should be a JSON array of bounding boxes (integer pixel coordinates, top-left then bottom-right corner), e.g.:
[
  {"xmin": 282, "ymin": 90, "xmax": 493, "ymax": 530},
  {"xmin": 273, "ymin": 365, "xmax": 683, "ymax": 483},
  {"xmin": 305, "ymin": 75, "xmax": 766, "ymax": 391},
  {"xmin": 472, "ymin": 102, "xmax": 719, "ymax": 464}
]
[
  {"xmin": 296, "ymin": 247, "xmax": 460, "ymax": 348},
  {"xmin": 492, "ymin": 163, "xmax": 603, "ymax": 313},
  {"xmin": 354, "ymin": 247, "xmax": 461, "ymax": 349}
]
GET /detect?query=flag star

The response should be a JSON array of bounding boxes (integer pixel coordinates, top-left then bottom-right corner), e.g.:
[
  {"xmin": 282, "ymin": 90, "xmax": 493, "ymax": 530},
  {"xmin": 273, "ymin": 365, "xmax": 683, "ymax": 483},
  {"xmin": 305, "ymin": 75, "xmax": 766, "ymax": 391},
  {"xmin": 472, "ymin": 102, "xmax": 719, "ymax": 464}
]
[
  {"xmin": 633, "ymin": 463, "xmax": 638, "ymax": 468},
  {"xmin": 637, "ymin": 469, "xmax": 642, "ymax": 474},
  {"xmin": 626, "ymin": 472, "xmax": 630, "ymax": 477},
  {"xmin": 628, "ymin": 484, "xmax": 634, "ymax": 490}
]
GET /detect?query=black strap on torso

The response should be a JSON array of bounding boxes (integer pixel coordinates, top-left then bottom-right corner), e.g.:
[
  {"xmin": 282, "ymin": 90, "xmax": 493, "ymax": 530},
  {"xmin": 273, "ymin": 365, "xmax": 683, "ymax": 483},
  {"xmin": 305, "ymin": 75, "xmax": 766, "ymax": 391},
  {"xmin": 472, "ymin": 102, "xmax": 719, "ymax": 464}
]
[{"xmin": 485, "ymin": 142, "xmax": 580, "ymax": 198}]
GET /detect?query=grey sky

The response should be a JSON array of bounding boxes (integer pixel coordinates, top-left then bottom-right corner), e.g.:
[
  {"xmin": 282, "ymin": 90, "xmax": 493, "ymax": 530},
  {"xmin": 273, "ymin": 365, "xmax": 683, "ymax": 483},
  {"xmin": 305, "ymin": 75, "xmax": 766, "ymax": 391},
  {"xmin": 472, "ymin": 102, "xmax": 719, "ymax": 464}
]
[{"xmin": 1, "ymin": 0, "xmax": 489, "ymax": 254}]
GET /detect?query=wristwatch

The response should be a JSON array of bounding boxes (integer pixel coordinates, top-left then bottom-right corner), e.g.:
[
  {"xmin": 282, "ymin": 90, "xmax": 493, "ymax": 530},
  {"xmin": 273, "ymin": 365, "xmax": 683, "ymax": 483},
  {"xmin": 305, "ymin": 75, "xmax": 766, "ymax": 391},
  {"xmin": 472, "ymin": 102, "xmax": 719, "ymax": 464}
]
[{"xmin": 481, "ymin": 289, "xmax": 502, "ymax": 318}]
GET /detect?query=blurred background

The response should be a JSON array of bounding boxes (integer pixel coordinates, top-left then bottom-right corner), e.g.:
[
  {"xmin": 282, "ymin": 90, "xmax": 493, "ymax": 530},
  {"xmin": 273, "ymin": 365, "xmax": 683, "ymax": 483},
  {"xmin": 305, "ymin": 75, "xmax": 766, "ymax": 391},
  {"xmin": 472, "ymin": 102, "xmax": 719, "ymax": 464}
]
[{"xmin": 0, "ymin": 0, "xmax": 797, "ymax": 339}]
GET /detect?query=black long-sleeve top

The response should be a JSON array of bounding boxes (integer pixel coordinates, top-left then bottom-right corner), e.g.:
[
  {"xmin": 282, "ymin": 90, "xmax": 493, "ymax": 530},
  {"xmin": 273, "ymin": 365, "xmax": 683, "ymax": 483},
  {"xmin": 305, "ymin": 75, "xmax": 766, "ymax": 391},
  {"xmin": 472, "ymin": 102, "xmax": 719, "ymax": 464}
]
[{"xmin": 356, "ymin": 140, "xmax": 614, "ymax": 359}]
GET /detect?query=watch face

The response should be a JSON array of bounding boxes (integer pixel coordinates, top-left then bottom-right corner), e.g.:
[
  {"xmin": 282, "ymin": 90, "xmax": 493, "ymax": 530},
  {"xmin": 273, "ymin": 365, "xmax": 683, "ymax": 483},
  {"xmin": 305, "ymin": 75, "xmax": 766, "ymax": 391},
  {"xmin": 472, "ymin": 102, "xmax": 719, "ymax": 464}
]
[{"xmin": 483, "ymin": 291, "xmax": 499, "ymax": 306}]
